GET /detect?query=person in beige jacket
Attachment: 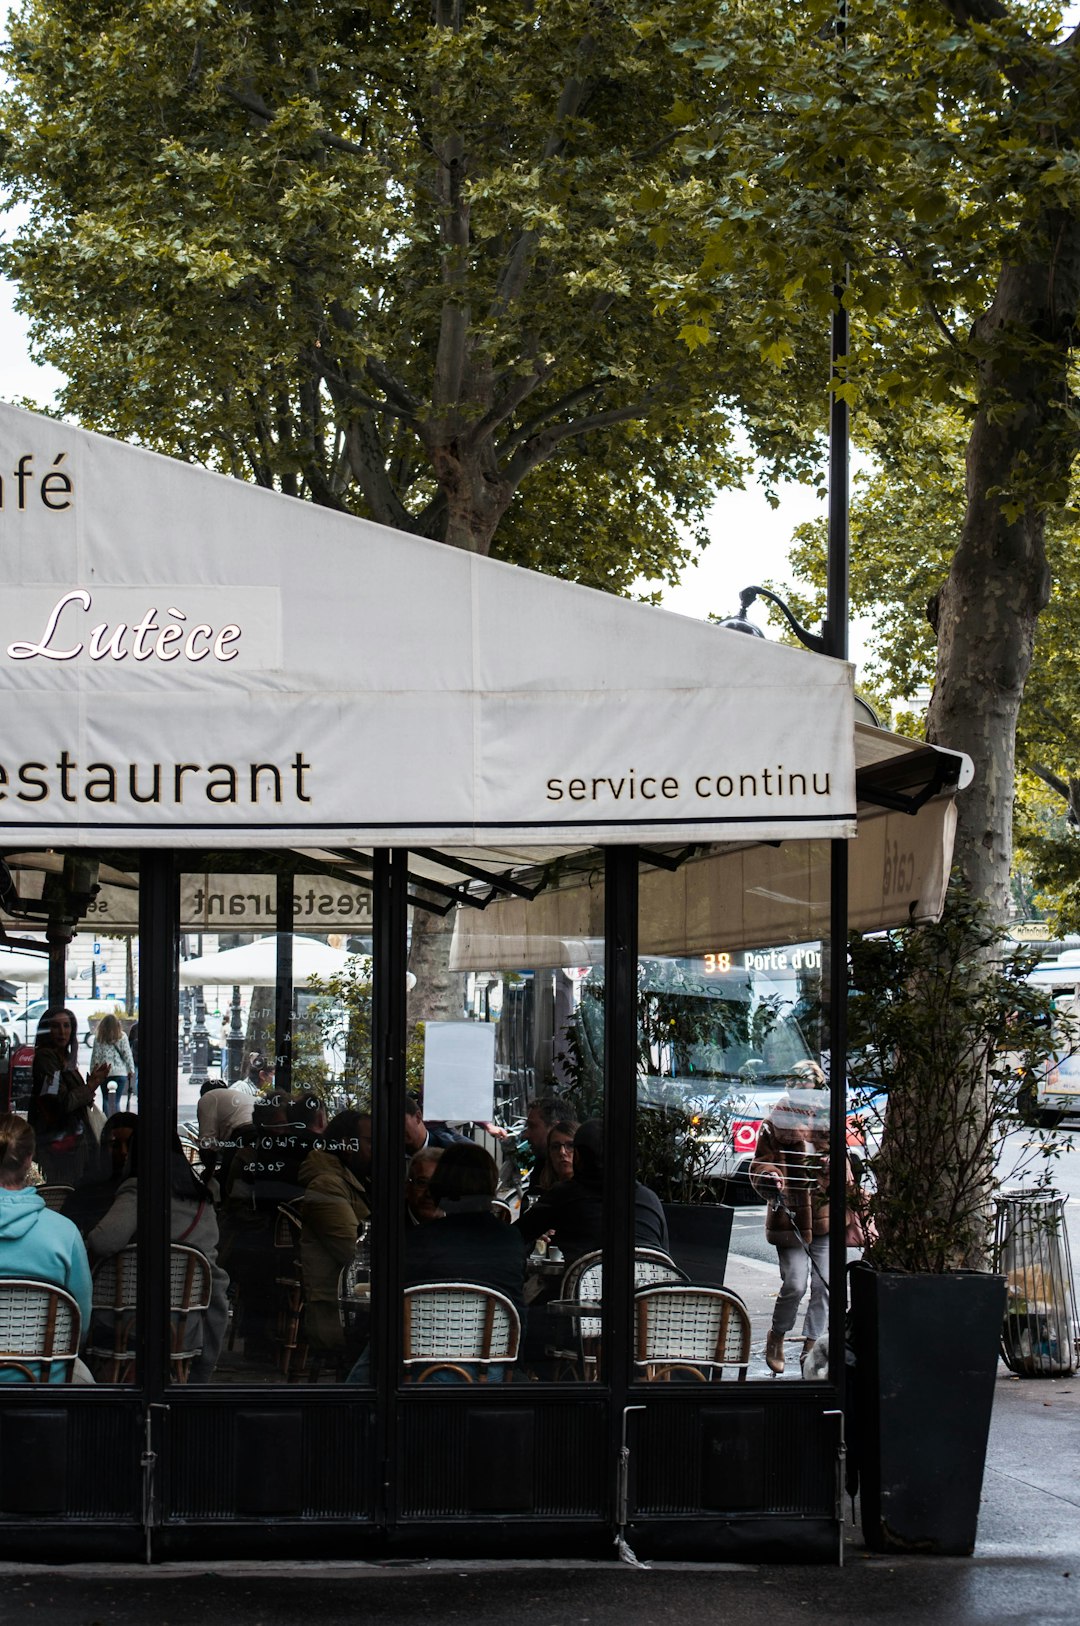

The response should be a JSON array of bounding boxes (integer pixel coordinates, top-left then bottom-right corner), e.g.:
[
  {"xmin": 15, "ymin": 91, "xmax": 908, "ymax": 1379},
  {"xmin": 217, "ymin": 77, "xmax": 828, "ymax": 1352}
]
[
  {"xmin": 298, "ymin": 1110, "xmax": 371, "ymax": 1353},
  {"xmin": 750, "ymin": 1061, "xmax": 831, "ymax": 1376}
]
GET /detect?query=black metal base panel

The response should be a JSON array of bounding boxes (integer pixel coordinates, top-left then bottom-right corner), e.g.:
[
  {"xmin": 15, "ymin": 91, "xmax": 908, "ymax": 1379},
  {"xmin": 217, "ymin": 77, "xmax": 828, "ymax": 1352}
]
[{"xmin": 0, "ymin": 1393, "xmax": 840, "ymax": 1564}]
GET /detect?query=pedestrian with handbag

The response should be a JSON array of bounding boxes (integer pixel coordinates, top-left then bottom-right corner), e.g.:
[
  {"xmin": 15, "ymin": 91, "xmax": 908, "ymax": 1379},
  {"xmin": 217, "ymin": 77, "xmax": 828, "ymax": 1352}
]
[
  {"xmin": 750, "ymin": 1059, "xmax": 834, "ymax": 1376},
  {"xmin": 90, "ymin": 1014, "xmax": 136, "ymax": 1117}
]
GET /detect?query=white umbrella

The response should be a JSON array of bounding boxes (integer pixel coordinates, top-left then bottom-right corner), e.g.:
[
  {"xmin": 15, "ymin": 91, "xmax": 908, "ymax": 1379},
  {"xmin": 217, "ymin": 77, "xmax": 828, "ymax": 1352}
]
[
  {"xmin": 0, "ymin": 949, "xmax": 51, "ymax": 985},
  {"xmin": 178, "ymin": 935, "xmax": 357, "ymax": 987}
]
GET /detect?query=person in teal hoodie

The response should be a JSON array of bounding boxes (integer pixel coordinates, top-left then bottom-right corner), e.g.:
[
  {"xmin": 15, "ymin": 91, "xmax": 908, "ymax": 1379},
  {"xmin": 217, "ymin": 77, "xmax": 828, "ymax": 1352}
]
[{"xmin": 0, "ymin": 1112, "xmax": 92, "ymax": 1382}]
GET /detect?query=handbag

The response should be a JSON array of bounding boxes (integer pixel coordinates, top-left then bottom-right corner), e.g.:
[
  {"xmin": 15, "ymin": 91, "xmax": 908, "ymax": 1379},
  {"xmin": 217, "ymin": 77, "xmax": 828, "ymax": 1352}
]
[{"xmin": 844, "ymin": 1209, "xmax": 866, "ymax": 1248}]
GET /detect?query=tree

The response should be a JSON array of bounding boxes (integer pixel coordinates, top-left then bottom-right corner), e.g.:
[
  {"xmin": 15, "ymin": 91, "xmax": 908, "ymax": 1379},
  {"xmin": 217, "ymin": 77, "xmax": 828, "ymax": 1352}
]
[
  {"xmin": 785, "ymin": 407, "xmax": 1080, "ymax": 925},
  {"xmin": 629, "ymin": 0, "xmax": 1080, "ymax": 1267},
  {"xmin": 0, "ymin": 0, "xmax": 829, "ymax": 581},
  {"xmin": 1, "ymin": 0, "xmax": 848, "ymax": 1035},
  {"xmin": 650, "ymin": 0, "xmax": 1080, "ymax": 922}
]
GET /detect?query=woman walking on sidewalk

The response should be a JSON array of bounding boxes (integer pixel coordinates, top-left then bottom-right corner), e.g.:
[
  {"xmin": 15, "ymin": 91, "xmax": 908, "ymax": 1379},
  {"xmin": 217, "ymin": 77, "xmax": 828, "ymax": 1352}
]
[{"xmin": 750, "ymin": 1060, "xmax": 831, "ymax": 1375}]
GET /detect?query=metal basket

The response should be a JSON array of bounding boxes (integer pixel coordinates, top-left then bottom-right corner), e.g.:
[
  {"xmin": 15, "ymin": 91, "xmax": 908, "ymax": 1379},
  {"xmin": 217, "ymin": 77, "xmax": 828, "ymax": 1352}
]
[{"xmin": 994, "ymin": 1188, "xmax": 1079, "ymax": 1377}]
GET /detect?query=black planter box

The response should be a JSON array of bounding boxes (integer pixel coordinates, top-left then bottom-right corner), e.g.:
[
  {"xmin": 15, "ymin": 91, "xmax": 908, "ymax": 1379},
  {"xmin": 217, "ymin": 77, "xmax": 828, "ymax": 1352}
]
[
  {"xmin": 662, "ymin": 1202, "xmax": 733, "ymax": 1286},
  {"xmin": 850, "ymin": 1265, "xmax": 1006, "ymax": 1555}
]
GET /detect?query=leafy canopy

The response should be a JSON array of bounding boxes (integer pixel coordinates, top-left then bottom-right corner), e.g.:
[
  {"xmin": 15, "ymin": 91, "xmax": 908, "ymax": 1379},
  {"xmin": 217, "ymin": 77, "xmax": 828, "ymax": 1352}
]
[{"xmin": 0, "ymin": 0, "xmax": 833, "ymax": 577}]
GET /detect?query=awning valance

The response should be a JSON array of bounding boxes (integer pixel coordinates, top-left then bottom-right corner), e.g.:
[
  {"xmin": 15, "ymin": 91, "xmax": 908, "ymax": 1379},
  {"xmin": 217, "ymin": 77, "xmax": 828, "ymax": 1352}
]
[{"xmin": 448, "ymin": 790, "xmax": 959, "ymax": 970}]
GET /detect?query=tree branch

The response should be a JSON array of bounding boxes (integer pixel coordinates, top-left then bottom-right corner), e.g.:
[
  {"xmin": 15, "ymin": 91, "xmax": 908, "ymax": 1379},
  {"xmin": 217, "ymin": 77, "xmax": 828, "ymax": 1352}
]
[
  {"xmin": 497, "ymin": 379, "xmax": 609, "ymax": 457},
  {"xmin": 934, "ymin": 0, "xmax": 1036, "ymax": 91},
  {"xmin": 315, "ymin": 351, "xmax": 417, "ymax": 423},
  {"xmin": 893, "ymin": 242, "xmax": 962, "ymax": 348},
  {"xmin": 459, "ymin": 357, "xmax": 561, "ymax": 452},
  {"xmin": 505, "ymin": 398, "xmax": 655, "ymax": 483},
  {"xmin": 220, "ymin": 84, "xmax": 366, "ymax": 158},
  {"xmin": 1031, "ymin": 763, "xmax": 1071, "ymax": 802},
  {"xmin": 489, "ymin": 51, "xmax": 597, "ymax": 321},
  {"xmin": 364, "ymin": 356, "xmax": 423, "ymax": 419},
  {"xmin": 343, "ymin": 412, "xmax": 418, "ymax": 533}
]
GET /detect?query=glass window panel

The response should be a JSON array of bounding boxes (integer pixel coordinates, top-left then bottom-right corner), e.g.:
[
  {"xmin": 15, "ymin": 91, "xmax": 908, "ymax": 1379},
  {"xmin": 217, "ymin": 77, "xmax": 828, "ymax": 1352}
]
[
  {"xmin": 1, "ymin": 852, "xmax": 143, "ymax": 1386},
  {"xmin": 401, "ymin": 856, "xmax": 605, "ymax": 1386},
  {"xmin": 174, "ymin": 861, "xmax": 374, "ymax": 1386},
  {"xmin": 634, "ymin": 852, "xmax": 831, "ymax": 1384}
]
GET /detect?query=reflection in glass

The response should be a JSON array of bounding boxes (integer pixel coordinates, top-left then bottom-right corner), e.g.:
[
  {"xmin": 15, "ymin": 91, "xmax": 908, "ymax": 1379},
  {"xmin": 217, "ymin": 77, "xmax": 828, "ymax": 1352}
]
[
  {"xmin": 402, "ymin": 860, "xmax": 606, "ymax": 1384},
  {"xmin": 176, "ymin": 867, "xmax": 375, "ymax": 1385},
  {"xmin": 633, "ymin": 854, "xmax": 833, "ymax": 1382}
]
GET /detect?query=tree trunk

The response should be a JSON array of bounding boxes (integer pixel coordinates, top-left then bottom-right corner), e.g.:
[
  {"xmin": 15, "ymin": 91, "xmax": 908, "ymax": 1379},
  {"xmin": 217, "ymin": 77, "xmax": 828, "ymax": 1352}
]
[
  {"xmin": 406, "ymin": 904, "xmax": 464, "ymax": 1045},
  {"xmin": 927, "ymin": 218, "xmax": 1080, "ymax": 917},
  {"xmin": 882, "ymin": 218, "xmax": 1080, "ymax": 1268}
]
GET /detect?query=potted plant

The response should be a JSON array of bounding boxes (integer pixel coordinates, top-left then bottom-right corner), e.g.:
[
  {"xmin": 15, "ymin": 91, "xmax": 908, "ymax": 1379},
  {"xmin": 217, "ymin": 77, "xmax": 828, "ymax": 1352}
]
[{"xmin": 845, "ymin": 882, "xmax": 1071, "ymax": 1554}]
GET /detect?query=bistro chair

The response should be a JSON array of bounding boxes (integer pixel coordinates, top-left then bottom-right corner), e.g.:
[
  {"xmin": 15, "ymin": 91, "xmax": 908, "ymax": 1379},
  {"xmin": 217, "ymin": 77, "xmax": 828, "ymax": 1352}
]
[
  {"xmin": 37, "ymin": 1185, "xmax": 74, "ymax": 1213},
  {"xmin": 0, "ymin": 1279, "xmax": 82, "ymax": 1383},
  {"xmin": 86, "ymin": 1244, "xmax": 212, "ymax": 1383},
  {"xmin": 548, "ymin": 1249, "xmax": 687, "ymax": 1381},
  {"xmin": 634, "ymin": 1284, "xmax": 752, "ymax": 1382},
  {"xmin": 403, "ymin": 1283, "xmax": 520, "ymax": 1384}
]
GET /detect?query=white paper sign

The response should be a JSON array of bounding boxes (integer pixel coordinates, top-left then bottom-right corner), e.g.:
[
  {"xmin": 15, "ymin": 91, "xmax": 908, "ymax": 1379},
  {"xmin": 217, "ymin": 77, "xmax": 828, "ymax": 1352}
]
[{"xmin": 422, "ymin": 1021, "xmax": 496, "ymax": 1124}]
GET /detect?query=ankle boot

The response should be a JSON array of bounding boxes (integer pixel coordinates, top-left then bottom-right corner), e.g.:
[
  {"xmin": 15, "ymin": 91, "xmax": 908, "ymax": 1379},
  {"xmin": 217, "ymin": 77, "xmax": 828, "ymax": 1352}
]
[
  {"xmin": 765, "ymin": 1330, "xmax": 785, "ymax": 1374},
  {"xmin": 799, "ymin": 1337, "xmax": 816, "ymax": 1370}
]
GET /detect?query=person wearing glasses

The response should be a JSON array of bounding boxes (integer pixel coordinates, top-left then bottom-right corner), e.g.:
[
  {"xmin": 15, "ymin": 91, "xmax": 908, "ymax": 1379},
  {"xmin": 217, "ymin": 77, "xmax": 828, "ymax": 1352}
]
[{"xmin": 537, "ymin": 1120, "xmax": 579, "ymax": 1191}]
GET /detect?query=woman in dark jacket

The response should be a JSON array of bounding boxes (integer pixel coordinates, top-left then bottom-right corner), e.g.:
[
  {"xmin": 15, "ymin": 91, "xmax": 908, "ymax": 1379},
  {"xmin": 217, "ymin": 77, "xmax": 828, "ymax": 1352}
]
[
  {"xmin": 516, "ymin": 1118, "xmax": 669, "ymax": 1266},
  {"xmin": 405, "ymin": 1143, "xmax": 526, "ymax": 1319},
  {"xmin": 29, "ymin": 1008, "xmax": 109, "ymax": 1186}
]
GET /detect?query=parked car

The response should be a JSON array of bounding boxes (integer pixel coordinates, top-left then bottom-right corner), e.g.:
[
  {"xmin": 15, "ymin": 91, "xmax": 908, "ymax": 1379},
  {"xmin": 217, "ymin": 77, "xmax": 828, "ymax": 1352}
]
[{"xmin": 8, "ymin": 996, "xmax": 121, "ymax": 1062}]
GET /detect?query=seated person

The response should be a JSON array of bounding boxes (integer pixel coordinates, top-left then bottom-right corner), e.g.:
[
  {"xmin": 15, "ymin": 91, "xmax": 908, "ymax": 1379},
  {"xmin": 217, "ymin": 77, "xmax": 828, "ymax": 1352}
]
[
  {"xmin": 196, "ymin": 1075, "xmax": 256, "ymax": 1186},
  {"xmin": 347, "ymin": 1143, "xmax": 524, "ymax": 1385},
  {"xmin": 406, "ymin": 1148, "xmax": 442, "ymax": 1225},
  {"xmin": 86, "ymin": 1131, "xmax": 229, "ymax": 1384},
  {"xmin": 0, "ymin": 1112, "xmax": 92, "ymax": 1382},
  {"xmin": 404, "ymin": 1093, "xmax": 472, "ymax": 1155},
  {"xmin": 404, "ymin": 1144, "xmax": 526, "ymax": 1319},
  {"xmin": 516, "ymin": 1117, "xmax": 669, "ymax": 1265},
  {"xmin": 299, "ymin": 1110, "xmax": 371, "ymax": 1354},
  {"xmin": 65, "ymin": 1111, "xmax": 138, "ymax": 1235},
  {"xmin": 537, "ymin": 1119, "xmax": 579, "ymax": 1191},
  {"xmin": 523, "ymin": 1095, "xmax": 574, "ymax": 1194}
]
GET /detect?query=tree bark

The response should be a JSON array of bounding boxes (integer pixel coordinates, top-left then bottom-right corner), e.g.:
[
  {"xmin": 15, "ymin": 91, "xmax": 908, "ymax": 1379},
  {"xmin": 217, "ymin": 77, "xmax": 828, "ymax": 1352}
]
[{"xmin": 926, "ymin": 216, "xmax": 1080, "ymax": 917}]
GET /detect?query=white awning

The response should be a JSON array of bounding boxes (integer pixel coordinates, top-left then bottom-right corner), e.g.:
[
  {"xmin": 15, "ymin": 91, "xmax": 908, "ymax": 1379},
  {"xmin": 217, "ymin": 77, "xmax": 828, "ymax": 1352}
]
[{"xmin": 0, "ymin": 402, "xmax": 855, "ymax": 849}]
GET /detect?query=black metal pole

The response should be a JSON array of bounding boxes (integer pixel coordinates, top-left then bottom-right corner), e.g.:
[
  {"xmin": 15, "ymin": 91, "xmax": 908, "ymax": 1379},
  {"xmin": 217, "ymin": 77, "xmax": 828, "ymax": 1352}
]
[
  {"xmin": 137, "ymin": 851, "xmax": 178, "ymax": 1397},
  {"xmin": 274, "ymin": 870, "xmax": 295, "ymax": 1094},
  {"xmin": 825, "ymin": 0, "xmax": 852, "ymax": 1403},
  {"xmin": 372, "ymin": 848, "xmax": 407, "ymax": 1528},
  {"xmin": 602, "ymin": 847, "xmax": 639, "ymax": 1520}
]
